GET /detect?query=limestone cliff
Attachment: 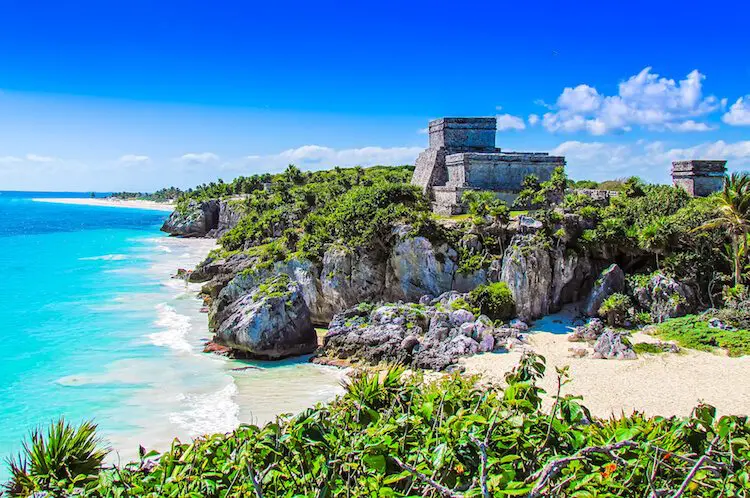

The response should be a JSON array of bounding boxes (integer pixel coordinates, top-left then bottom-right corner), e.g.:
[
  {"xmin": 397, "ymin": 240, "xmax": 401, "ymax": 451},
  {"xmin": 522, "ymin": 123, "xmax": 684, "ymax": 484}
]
[{"xmin": 161, "ymin": 200, "xmax": 243, "ymax": 238}]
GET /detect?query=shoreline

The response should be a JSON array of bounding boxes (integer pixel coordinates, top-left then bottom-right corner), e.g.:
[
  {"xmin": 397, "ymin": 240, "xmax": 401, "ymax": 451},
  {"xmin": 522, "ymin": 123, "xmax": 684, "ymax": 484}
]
[{"xmin": 32, "ymin": 197, "xmax": 175, "ymax": 212}]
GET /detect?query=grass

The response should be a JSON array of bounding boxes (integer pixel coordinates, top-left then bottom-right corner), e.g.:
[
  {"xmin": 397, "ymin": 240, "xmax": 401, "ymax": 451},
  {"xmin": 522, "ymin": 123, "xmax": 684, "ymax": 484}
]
[
  {"xmin": 509, "ymin": 209, "xmax": 529, "ymax": 218},
  {"xmin": 633, "ymin": 342, "xmax": 670, "ymax": 354},
  {"xmin": 653, "ymin": 315, "xmax": 750, "ymax": 357}
]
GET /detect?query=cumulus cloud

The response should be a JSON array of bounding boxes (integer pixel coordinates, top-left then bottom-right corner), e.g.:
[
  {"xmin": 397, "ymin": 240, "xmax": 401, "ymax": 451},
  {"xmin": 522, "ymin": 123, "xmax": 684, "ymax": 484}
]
[
  {"xmin": 119, "ymin": 154, "xmax": 150, "ymax": 164},
  {"xmin": 273, "ymin": 145, "xmax": 422, "ymax": 168},
  {"xmin": 541, "ymin": 67, "xmax": 722, "ymax": 135},
  {"xmin": 723, "ymin": 96, "xmax": 750, "ymax": 126},
  {"xmin": 175, "ymin": 152, "xmax": 220, "ymax": 165},
  {"xmin": 552, "ymin": 139, "xmax": 750, "ymax": 183},
  {"xmin": 495, "ymin": 114, "xmax": 526, "ymax": 131},
  {"xmin": 25, "ymin": 154, "xmax": 58, "ymax": 163},
  {"xmin": 528, "ymin": 114, "xmax": 540, "ymax": 126}
]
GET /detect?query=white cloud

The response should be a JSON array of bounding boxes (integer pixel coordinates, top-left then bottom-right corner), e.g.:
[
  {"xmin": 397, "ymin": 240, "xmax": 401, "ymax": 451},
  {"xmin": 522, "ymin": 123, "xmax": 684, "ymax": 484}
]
[
  {"xmin": 25, "ymin": 154, "xmax": 58, "ymax": 163},
  {"xmin": 119, "ymin": 154, "xmax": 150, "ymax": 164},
  {"xmin": 723, "ymin": 96, "xmax": 750, "ymax": 126},
  {"xmin": 417, "ymin": 127, "xmax": 429, "ymax": 134},
  {"xmin": 552, "ymin": 139, "xmax": 750, "ymax": 183},
  {"xmin": 175, "ymin": 152, "xmax": 220, "ymax": 164},
  {"xmin": 528, "ymin": 114, "xmax": 540, "ymax": 126},
  {"xmin": 274, "ymin": 145, "xmax": 422, "ymax": 168},
  {"xmin": 0, "ymin": 156, "xmax": 23, "ymax": 164},
  {"xmin": 495, "ymin": 114, "xmax": 526, "ymax": 131},
  {"xmin": 541, "ymin": 67, "xmax": 722, "ymax": 135},
  {"xmin": 663, "ymin": 120, "xmax": 714, "ymax": 132}
]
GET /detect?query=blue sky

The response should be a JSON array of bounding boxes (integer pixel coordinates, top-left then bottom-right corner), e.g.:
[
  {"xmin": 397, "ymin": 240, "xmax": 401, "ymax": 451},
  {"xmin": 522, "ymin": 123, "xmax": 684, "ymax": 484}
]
[{"xmin": 1, "ymin": 0, "xmax": 749, "ymax": 191}]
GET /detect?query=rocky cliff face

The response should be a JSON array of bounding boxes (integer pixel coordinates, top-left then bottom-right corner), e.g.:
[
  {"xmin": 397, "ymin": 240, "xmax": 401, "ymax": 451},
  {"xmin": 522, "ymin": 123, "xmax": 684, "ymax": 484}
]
[
  {"xmin": 161, "ymin": 200, "xmax": 243, "ymax": 238},
  {"xmin": 499, "ymin": 235, "xmax": 597, "ymax": 321}
]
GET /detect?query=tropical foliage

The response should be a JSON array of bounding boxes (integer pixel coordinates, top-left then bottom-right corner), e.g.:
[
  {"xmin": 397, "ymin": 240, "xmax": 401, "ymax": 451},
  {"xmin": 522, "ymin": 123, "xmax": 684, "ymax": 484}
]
[
  {"xmin": 4, "ymin": 419, "xmax": 108, "ymax": 497},
  {"xmin": 4, "ymin": 355, "xmax": 750, "ymax": 496}
]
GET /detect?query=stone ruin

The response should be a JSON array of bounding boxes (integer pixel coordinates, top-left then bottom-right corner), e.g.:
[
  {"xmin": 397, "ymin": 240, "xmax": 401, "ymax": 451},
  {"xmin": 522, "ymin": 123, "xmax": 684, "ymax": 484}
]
[
  {"xmin": 411, "ymin": 117, "xmax": 566, "ymax": 215},
  {"xmin": 671, "ymin": 160, "xmax": 727, "ymax": 197}
]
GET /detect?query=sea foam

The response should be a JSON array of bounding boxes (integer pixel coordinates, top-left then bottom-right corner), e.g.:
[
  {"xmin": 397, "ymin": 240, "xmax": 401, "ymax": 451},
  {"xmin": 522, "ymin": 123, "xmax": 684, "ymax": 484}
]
[
  {"xmin": 170, "ymin": 382, "xmax": 240, "ymax": 436},
  {"xmin": 148, "ymin": 303, "xmax": 193, "ymax": 353},
  {"xmin": 79, "ymin": 254, "xmax": 129, "ymax": 261}
]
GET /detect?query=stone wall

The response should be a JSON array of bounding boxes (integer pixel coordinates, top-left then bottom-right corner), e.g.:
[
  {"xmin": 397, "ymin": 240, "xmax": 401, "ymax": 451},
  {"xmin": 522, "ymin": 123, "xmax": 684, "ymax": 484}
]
[
  {"xmin": 671, "ymin": 160, "xmax": 726, "ymax": 197},
  {"xmin": 427, "ymin": 118, "xmax": 497, "ymax": 151},
  {"xmin": 445, "ymin": 152, "xmax": 564, "ymax": 191}
]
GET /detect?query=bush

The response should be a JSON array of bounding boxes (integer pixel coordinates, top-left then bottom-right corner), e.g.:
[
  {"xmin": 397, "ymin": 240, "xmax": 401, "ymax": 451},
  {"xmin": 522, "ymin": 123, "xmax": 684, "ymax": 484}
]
[
  {"xmin": 4, "ymin": 418, "xmax": 109, "ymax": 497},
  {"xmin": 655, "ymin": 315, "xmax": 750, "ymax": 356},
  {"xmin": 598, "ymin": 292, "xmax": 631, "ymax": 326},
  {"xmin": 9, "ymin": 356, "xmax": 750, "ymax": 496},
  {"xmin": 469, "ymin": 282, "xmax": 515, "ymax": 321}
]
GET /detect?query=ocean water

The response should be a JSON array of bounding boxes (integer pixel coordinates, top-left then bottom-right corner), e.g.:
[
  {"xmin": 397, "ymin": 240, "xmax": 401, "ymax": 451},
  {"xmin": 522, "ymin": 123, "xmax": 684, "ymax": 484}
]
[{"xmin": 0, "ymin": 192, "xmax": 344, "ymax": 479}]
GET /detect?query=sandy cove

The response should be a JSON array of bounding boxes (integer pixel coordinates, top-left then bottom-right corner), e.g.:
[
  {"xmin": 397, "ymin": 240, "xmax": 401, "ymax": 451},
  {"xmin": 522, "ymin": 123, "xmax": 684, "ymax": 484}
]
[
  {"xmin": 460, "ymin": 328, "xmax": 750, "ymax": 419},
  {"xmin": 33, "ymin": 197, "xmax": 175, "ymax": 212}
]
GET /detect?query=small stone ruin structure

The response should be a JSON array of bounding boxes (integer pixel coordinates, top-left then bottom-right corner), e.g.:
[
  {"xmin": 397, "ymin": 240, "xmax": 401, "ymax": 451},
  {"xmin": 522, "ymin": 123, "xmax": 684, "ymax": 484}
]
[
  {"xmin": 411, "ymin": 117, "xmax": 566, "ymax": 214},
  {"xmin": 671, "ymin": 160, "xmax": 727, "ymax": 197}
]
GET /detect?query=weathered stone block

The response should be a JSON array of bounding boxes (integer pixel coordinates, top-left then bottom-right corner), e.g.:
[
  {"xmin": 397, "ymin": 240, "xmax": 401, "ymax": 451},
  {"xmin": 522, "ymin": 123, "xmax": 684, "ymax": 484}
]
[
  {"xmin": 671, "ymin": 160, "xmax": 727, "ymax": 197},
  {"xmin": 428, "ymin": 117, "xmax": 497, "ymax": 151}
]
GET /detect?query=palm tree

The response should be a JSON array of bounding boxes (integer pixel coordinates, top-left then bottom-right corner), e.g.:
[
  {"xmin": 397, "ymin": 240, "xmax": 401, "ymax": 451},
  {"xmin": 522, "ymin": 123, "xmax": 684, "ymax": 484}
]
[
  {"xmin": 696, "ymin": 172, "xmax": 750, "ymax": 286},
  {"xmin": 638, "ymin": 217, "xmax": 670, "ymax": 270}
]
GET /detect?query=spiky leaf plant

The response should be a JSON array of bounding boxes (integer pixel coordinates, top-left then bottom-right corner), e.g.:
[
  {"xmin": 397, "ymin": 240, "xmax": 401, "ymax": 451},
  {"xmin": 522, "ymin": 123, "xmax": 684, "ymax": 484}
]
[{"xmin": 4, "ymin": 418, "xmax": 109, "ymax": 496}]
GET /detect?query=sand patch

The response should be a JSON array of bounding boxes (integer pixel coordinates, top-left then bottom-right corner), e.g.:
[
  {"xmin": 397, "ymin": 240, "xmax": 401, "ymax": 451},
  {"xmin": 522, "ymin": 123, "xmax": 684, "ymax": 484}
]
[{"xmin": 461, "ymin": 330, "xmax": 750, "ymax": 418}]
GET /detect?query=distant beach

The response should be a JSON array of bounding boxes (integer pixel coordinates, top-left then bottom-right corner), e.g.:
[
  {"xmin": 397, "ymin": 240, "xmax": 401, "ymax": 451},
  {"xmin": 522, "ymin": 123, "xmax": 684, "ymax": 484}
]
[{"xmin": 32, "ymin": 197, "xmax": 175, "ymax": 212}]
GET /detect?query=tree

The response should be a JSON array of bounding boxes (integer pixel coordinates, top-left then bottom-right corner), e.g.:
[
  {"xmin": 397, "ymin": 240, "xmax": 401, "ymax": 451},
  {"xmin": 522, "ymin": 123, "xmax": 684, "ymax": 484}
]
[
  {"xmin": 638, "ymin": 217, "xmax": 670, "ymax": 270},
  {"xmin": 696, "ymin": 172, "xmax": 750, "ymax": 286}
]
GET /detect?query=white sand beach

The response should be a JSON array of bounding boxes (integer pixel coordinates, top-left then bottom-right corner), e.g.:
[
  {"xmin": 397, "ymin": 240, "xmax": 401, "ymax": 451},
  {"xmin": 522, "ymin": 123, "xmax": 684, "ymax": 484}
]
[
  {"xmin": 33, "ymin": 197, "xmax": 175, "ymax": 212},
  {"xmin": 461, "ymin": 329, "xmax": 750, "ymax": 419}
]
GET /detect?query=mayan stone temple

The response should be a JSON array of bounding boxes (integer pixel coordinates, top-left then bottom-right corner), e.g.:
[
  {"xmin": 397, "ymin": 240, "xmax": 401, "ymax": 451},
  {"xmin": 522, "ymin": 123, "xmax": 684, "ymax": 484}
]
[
  {"xmin": 411, "ymin": 117, "xmax": 566, "ymax": 214},
  {"xmin": 671, "ymin": 160, "xmax": 727, "ymax": 197}
]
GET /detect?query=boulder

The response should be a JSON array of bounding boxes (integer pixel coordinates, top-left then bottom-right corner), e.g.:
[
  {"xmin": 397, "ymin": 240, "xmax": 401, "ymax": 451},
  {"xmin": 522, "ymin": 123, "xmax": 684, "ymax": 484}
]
[
  {"xmin": 584, "ymin": 264, "xmax": 625, "ymax": 317},
  {"xmin": 592, "ymin": 329, "xmax": 636, "ymax": 360},
  {"xmin": 213, "ymin": 278, "xmax": 317, "ymax": 359},
  {"xmin": 161, "ymin": 200, "xmax": 220, "ymax": 237},
  {"xmin": 320, "ymin": 296, "xmax": 514, "ymax": 371},
  {"xmin": 632, "ymin": 273, "xmax": 697, "ymax": 323},
  {"xmin": 568, "ymin": 318, "xmax": 605, "ymax": 342}
]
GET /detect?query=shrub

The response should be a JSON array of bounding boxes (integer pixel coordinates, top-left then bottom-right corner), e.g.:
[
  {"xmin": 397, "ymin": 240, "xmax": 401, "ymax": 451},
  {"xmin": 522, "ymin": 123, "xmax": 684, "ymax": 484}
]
[
  {"xmin": 9, "ymin": 355, "xmax": 750, "ymax": 496},
  {"xmin": 4, "ymin": 418, "xmax": 109, "ymax": 497},
  {"xmin": 655, "ymin": 315, "xmax": 750, "ymax": 356},
  {"xmin": 469, "ymin": 282, "xmax": 515, "ymax": 321},
  {"xmin": 598, "ymin": 293, "xmax": 631, "ymax": 326}
]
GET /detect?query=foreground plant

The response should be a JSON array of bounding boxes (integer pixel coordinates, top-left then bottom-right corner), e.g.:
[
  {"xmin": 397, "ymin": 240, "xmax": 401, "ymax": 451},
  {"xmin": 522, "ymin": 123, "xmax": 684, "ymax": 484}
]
[
  {"xmin": 4, "ymin": 355, "xmax": 750, "ymax": 496},
  {"xmin": 4, "ymin": 418, "xmax": 109, "ymax": 497}
]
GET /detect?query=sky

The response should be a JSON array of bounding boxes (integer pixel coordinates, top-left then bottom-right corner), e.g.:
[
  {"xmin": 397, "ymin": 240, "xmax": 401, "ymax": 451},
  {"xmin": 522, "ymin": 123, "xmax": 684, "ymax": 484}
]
[{"xmin": 0, "ymin": 0, "xmax": 749, "ymax": 191}]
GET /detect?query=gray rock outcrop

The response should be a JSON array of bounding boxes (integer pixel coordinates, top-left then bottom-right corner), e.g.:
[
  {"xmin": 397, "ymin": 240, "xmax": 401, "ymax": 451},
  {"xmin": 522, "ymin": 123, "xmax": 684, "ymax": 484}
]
[
  {"xmin": 592, "ymin": 329, "xmax": 636, "ymax": 360},
  {"xmin": 320, "ymin": 294, "xmax": 517, "ymax": 371},
  {"xmin": 214, "ymin": 277, "xmax": 317, "ymax": 359},
  {"xmin": 162, "ymin": 200, "xmax": 242, "ymax": 238},
  {"xmin": 584, "ymin": 264, "xmax": 625, "ymax": 316},
  {"xmin": 632, "ymin": 273, "xmax": 697, "ymax": 322},
  {"xmin": 161, "ymin": 200, "xmax": 220, "ymax": 237}
]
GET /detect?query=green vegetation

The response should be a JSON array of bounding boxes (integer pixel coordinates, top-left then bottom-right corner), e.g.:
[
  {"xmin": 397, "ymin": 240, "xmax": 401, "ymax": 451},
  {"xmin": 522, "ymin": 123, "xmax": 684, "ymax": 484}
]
[
  {"xmin": 654, "ymin": 315, "xmax": 750, "ymax": 357},
  {"xmin": 469, "ymin": 282, "xmax": 515, "ymax": 321},
  {"xmin": 461, "ymin": 190, "xmax": 510, "ymax": 225},
  {"xmin": 110, "ymin": 186, "xmax": 183, "ymax": 202},
  {"xmin": 695, "ymin": 172, "xmax": 750, "ymax": 286},
  {"xmin": 598, "ymin": 293, "xmax": 632, "ymax": 327},
  {"xmin": 632, "ymin": 342, "xmax": 672, "ymax": 354},
  {"xmin": 5, "ymin": 419, "xmax": 108, "ymax": 497},
  {"xmin": 6, "ymin": 355, "xmax": 750, "ymax": 496},
  {"xmin": 210, "ymin": 165, "xmax": 428, "ymax": 267}
]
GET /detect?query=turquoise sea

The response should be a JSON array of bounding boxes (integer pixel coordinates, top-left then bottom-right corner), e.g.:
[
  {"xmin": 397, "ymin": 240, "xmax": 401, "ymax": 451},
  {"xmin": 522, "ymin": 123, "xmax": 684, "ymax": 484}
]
[{"xmin": 0, "ymin": 192, "xmax": 343, "ymax": 480}]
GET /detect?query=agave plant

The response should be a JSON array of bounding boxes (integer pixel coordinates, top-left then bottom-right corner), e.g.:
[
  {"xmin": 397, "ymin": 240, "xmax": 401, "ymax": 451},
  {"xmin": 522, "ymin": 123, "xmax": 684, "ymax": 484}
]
[{"xmin": 3, "ymin": 418, "xmax": 109, "ymax": 496}]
